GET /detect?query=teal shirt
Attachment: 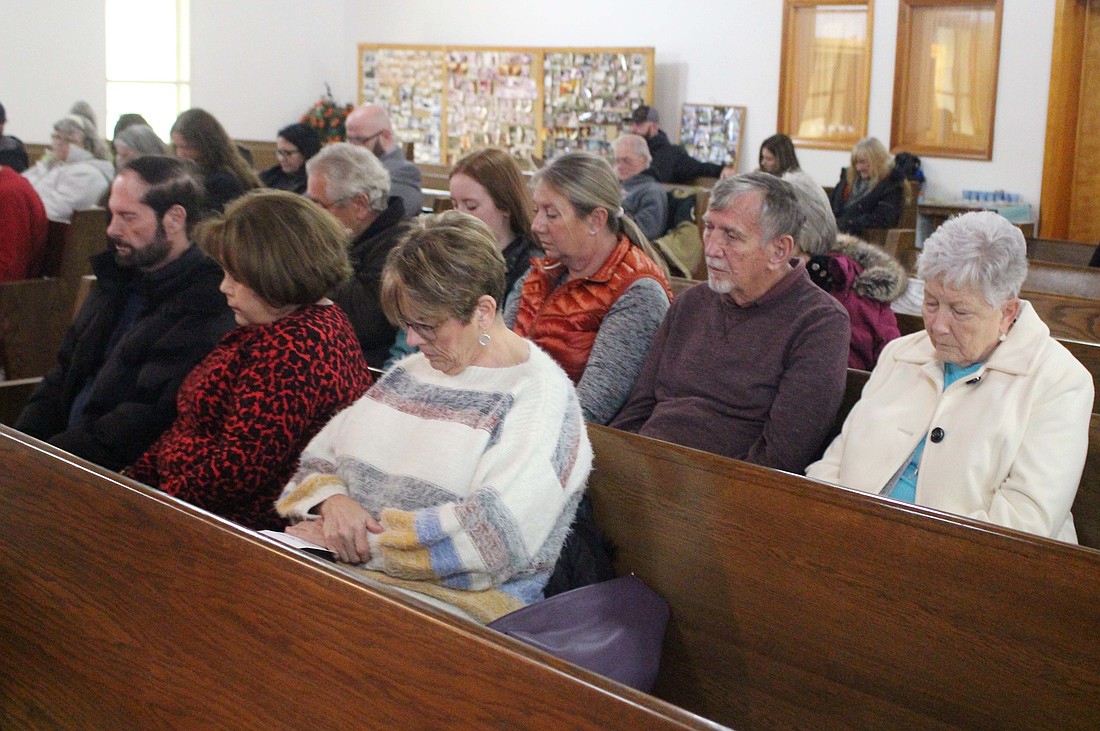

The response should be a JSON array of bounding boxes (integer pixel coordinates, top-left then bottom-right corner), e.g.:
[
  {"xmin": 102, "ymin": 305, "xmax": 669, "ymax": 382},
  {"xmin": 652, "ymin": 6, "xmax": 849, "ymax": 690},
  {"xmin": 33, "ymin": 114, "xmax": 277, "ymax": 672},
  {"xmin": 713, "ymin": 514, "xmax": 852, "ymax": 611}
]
[{"xmin": 888, "ymin": 361, "xmax": 984, "ymax": 503}]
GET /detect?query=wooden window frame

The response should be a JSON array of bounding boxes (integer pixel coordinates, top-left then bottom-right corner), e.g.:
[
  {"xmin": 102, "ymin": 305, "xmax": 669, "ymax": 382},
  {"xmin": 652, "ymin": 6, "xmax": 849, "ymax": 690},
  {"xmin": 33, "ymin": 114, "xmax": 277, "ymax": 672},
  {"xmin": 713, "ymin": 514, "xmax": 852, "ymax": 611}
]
[
  {"xmin": 890, "ymin": 0, "xmax": 1003, "ymax": 160},
  {"xmin": 778, "ymin": 0, "xmax": 874, "ymax": 151}
]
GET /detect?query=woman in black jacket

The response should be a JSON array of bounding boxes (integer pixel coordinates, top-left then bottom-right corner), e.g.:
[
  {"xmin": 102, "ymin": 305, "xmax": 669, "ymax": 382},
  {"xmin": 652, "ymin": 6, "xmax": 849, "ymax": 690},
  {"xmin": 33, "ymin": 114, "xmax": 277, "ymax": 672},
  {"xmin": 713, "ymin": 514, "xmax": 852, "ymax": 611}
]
[{"xmin": 829, "ymin": 136, "xmax": 904, "ymax": 236}]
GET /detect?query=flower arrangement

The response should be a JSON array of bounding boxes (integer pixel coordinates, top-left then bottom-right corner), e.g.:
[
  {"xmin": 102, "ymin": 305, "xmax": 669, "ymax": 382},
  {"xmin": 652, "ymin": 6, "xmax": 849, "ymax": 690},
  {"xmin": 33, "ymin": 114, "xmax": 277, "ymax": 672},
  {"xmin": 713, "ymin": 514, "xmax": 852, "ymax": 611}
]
[{"xmin": 301, "ymin": 84, "xmax": 354, "ymax": 145}]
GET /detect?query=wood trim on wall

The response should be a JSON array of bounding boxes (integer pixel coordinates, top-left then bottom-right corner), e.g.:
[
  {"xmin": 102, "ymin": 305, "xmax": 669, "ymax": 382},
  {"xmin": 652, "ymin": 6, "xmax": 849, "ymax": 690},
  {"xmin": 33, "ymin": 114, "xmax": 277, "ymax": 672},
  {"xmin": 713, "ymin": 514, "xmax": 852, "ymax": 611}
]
[{"xmin": 1040, "ymin": 0, "xmax": 1088, "ymax": 239}]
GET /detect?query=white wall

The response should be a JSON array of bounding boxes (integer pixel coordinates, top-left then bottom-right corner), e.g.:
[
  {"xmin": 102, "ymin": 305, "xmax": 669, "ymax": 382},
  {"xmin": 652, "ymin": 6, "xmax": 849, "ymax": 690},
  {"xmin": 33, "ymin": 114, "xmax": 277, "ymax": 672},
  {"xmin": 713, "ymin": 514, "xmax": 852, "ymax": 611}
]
[
  {"xmin": 346, "ymin": 0, "xmax": 1055, "ymax": 209},
  {"xmin": 3, "ymin": 0, "xmax": 1055, "ymax": 211}
]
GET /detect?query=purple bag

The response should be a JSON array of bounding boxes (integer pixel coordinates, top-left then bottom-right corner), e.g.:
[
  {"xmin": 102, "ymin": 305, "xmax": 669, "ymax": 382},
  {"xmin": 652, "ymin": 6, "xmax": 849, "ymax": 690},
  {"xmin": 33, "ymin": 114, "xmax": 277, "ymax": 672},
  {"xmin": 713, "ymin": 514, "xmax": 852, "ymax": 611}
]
[{"xmin": 487, "ymin": 574, "xmax": 669, "ymax": 693}]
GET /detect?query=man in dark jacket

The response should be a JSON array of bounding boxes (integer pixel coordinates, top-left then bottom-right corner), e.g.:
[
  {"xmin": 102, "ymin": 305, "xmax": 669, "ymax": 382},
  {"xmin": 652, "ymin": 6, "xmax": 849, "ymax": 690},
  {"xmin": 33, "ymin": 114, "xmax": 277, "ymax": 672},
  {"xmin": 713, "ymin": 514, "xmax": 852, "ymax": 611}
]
[
  {"xmin": 306, "ymin": 142, "xmax": 413, "ymax": 368},
  {"xmin": 16, "ymin": 155, "xmax": 235, "ymax": 470},
  {"xmin": 630, "ymin": 105, "xmax": 726, "ymax": 184}
]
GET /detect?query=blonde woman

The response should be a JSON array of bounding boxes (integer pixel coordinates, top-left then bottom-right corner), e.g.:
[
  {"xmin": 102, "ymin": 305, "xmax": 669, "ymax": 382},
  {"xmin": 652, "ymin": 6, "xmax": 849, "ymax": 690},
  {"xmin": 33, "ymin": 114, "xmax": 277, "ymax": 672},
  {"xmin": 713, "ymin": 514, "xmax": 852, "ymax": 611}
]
[{"xmin": 828, "ymin": 136, "xmax": 905, "ymax": 236}]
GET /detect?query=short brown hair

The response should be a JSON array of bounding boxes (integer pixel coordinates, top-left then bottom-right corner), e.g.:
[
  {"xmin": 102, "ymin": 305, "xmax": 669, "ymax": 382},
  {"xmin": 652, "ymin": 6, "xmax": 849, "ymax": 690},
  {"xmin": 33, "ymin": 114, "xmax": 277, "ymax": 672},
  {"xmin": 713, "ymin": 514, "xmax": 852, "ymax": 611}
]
[
  {"xmin": 380, "ymin": 211, "xmax": 506, "ymax": 327},
  {"xmin": 199, "ymin": 189, "xmax": 352, "ymax": 308},
  {"xmin": 450, "ymin": 147, "xmax": 533, "ymax": 239}
]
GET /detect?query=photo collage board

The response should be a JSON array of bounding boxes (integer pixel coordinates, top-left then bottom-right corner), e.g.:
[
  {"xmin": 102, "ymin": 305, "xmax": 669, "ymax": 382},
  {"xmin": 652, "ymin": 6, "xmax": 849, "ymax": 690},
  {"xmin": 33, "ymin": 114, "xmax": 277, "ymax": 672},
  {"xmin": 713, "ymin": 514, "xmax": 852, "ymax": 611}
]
[
  {"xmin": 679, "ymin": 104, "xmax": 747, "ymax": 171},
  {"xmin": 359, "ymin": 45, "xmax": 653, "ymax": 165}
]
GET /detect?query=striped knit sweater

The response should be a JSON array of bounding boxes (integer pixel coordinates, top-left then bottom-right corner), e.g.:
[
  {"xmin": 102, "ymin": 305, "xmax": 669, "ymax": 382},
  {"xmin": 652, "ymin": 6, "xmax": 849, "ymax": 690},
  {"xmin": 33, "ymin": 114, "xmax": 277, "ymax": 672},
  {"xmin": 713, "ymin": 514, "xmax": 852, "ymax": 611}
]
[{"xmin": 277, "ymin": 342, "xmax": 592, "ymax": 622}]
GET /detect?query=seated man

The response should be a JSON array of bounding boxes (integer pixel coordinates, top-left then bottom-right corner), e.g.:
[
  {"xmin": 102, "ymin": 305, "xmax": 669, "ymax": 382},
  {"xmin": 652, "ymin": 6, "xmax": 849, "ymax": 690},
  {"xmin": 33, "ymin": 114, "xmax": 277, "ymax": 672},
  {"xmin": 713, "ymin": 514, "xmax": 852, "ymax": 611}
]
[
  {"xmin": 15, "ymin": 156, "xmax": 235, "ymax": 470},
  {"xmin": 630, "ymin": 105, "xmax": 726, "ymax": 184},
  {"xmin": 344, "ymin": 104, "xmax": 423, "ymax": 217},
  {"xmin": 611, "ymin": 172, "xmax": 850, "ymax": 473},
  {"xmin": 613, "ymin": 133, "xmax": 667, "ymax": 241},
  {"xmin": 306, "ymin": 142, "xmax": 413, "ymax": 368}
]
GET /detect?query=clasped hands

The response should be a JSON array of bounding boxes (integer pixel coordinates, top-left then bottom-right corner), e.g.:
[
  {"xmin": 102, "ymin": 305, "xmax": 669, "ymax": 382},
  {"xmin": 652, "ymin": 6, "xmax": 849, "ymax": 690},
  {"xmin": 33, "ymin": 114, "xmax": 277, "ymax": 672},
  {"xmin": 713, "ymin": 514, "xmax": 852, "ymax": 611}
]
[{"xmin": 286, "ymin": 494, "xmax": 382, "ymax": 564}]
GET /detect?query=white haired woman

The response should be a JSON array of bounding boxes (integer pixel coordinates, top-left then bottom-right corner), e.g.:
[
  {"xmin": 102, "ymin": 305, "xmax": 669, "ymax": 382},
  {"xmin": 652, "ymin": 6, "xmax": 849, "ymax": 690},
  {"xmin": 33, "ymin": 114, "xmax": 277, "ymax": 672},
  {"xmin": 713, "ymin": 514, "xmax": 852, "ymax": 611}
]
[
  {"xmin": 23, "ymin": 115, "xmax": 114, "ymax": 222},
  {"xmin": 807, "ymin": 211, "xmax": 1094, "ymax": 542}
]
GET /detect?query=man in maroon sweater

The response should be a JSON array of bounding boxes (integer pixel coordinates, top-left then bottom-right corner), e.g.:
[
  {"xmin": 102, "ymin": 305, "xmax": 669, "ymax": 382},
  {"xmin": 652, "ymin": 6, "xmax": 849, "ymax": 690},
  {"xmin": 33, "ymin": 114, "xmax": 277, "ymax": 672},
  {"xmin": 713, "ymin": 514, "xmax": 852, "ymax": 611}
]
[{"xmin": 611, "ymin": 172, "xmax": 850, "ymax": 473}]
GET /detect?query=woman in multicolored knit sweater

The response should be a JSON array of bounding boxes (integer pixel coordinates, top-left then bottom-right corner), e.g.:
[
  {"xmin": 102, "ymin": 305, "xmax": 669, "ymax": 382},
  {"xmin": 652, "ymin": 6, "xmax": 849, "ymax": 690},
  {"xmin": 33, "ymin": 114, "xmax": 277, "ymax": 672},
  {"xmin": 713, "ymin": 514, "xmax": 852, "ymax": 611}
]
[
  {"xmin": 127, "ymin": 191, "xmax": 372, "ymax": 531},
  {"xmin": 278, "ymin": 211, "xmax": 592, "ymax": 623}
]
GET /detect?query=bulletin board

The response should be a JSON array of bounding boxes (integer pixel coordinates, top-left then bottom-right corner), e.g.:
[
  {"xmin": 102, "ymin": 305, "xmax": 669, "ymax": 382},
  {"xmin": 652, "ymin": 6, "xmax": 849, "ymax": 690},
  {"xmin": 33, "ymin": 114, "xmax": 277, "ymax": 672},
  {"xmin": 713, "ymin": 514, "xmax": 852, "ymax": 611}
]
[
  {"xmin": 358, "ymin": 44, "xmax": 654, "ymax": 165},
  {"xmin": 679, "ymin": 103, "xmax": 747, "ymax": 171}
]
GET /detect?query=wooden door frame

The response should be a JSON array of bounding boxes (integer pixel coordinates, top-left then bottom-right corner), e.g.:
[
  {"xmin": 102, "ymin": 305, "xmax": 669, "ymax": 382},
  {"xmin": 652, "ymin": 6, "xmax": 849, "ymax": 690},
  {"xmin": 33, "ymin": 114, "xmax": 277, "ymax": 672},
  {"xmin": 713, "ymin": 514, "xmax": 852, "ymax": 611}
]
[{"xmin": 1040, "ymin": 0, "xmax": 1088, "ymax": 239}]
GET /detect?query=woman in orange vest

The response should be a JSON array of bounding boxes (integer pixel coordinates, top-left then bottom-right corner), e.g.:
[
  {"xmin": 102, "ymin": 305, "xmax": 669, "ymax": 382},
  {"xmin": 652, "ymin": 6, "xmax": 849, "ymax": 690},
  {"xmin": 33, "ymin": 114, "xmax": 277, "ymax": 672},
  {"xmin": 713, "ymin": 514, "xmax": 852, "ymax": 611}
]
[{"xmin": 505, "ymin": 151, "xmax": 672, "ymax": 424}]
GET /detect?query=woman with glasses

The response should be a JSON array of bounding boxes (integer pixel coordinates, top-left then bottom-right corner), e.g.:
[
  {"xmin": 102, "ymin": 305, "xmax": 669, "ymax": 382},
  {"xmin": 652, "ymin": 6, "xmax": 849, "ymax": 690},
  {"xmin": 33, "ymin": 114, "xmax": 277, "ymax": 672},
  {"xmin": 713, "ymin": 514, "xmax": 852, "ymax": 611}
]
[
  {"xmin": 278, "ymin": 211, "xmax": 592, "ymax": 623},
  {"xmin": 259, "ymin": 123, "xmax": 320, "ymax": 195},
  {"xmin": 126, "ymin": 190, "xmax": 371, "ymax": 531}
]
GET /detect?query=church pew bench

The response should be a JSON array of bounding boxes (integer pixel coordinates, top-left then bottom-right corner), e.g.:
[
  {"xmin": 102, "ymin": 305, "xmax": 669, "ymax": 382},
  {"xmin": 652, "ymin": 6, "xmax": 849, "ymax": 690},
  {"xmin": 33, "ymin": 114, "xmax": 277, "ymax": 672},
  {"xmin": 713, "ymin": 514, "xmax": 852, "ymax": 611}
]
[
  {"xmin": 0, "ymin": 277, "xmax": 69, "ymax": 379},
  {"xmin": 1027, "ymin": 237, "xmax": 1098, "ymax": 268},
  {"xmin": 0, "ymin": 425, "xmax": 724, "ymax": 731},
  {"xmin": 586, "ymin": 423, "xmax": 1100, "ymax": 730}
]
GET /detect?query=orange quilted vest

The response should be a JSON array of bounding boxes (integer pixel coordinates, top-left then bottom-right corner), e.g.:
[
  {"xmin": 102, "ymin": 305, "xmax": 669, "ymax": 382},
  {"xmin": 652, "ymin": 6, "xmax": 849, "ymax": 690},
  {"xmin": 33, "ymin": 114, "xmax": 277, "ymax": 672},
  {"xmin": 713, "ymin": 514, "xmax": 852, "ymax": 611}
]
[{"xmin": 513, "ymin": 236, "xmax": 672, "ymax": 383}]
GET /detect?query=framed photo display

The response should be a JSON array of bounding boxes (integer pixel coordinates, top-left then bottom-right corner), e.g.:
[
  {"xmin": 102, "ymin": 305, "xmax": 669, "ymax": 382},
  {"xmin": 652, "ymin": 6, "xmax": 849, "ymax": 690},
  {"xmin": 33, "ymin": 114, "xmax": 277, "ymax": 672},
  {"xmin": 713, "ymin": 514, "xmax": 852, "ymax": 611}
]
[
  {"xmin": 679, "ymin": 104, "xmax": 747, "ymax": 170},
  {"xmin": 359, "ymin": 44, "xmax": 653, "ymax": 165}
]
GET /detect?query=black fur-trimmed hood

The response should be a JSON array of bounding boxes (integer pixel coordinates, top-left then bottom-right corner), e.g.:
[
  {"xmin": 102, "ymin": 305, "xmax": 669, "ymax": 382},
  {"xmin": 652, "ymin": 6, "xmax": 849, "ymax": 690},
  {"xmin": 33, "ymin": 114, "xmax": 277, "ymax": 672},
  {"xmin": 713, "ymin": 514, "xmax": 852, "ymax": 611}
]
[{"xmin": 833, "ymin": 234, "xmax": 908, "ymax": 303}]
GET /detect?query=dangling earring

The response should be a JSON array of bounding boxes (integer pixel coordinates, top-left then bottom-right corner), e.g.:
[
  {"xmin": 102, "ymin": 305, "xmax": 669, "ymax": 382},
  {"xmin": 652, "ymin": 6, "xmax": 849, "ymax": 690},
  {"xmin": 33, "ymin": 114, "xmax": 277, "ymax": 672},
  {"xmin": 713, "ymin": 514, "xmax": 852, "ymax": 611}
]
[{"xmin": 478, "ymin": 330, "xmax": 491, "ymax": 346}]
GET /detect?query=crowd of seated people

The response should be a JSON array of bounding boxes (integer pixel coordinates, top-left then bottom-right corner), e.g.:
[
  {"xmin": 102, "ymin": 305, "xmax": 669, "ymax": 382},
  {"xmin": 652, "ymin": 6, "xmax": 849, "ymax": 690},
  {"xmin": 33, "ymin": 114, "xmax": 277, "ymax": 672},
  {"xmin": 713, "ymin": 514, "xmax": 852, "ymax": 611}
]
[{"xmin": 6, "ymin": 94, "xmax": 1097, "ymax": 638}]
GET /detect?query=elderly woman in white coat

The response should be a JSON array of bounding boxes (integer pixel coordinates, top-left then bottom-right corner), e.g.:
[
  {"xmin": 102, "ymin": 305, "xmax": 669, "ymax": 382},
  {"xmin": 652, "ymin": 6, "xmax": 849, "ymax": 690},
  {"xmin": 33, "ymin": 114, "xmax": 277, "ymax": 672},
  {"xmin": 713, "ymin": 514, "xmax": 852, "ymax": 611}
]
[
  {"xmin": 806, "ymin": 211, "xmax": 1093, "ymax": 542},
  {"xmin": 23, "ymin": 114, "xmax": 114, "ymax": 223}
]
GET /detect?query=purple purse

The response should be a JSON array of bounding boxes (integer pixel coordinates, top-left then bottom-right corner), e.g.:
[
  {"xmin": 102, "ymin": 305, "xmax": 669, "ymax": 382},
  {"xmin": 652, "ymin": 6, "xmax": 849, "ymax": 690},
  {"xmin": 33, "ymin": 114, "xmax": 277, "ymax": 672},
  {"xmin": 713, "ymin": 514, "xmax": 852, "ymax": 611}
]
[{"xmin": 487, "ymin": 574, "xmax": 670, "ymax": 693}]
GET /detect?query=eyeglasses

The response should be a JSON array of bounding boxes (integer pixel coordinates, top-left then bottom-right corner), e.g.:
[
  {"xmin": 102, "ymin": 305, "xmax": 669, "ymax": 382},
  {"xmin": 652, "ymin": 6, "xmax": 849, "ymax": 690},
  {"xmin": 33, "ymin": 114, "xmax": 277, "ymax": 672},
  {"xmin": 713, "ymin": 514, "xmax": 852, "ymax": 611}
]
[
  {"xmin": 402, "ymin": 320, "xmax": 438, "ymax": 342},
  {"xmin": 346, "ymin": 130, "xmax": 384, "ymax": 146},
  {"xmin": 275, "ymin": 148, "xmax": 301, "ymax": 158}
]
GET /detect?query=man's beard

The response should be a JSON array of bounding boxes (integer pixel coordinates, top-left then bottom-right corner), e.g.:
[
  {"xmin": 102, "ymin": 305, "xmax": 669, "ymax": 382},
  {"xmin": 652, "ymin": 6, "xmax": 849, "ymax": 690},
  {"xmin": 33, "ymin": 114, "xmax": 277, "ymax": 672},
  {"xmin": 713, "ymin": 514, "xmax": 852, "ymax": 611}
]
[{"xmin": 111, "ymin": 222, "xmax": 173, "ymax": 270}]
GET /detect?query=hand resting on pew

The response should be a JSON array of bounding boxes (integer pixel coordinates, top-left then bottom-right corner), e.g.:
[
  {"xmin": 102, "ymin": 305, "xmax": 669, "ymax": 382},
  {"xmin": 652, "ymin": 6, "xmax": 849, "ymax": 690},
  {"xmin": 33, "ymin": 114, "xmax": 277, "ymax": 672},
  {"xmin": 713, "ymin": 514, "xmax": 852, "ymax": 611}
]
[{"xmin": 286, "ymin": 494, "xmax": 383, "ymax": 564}]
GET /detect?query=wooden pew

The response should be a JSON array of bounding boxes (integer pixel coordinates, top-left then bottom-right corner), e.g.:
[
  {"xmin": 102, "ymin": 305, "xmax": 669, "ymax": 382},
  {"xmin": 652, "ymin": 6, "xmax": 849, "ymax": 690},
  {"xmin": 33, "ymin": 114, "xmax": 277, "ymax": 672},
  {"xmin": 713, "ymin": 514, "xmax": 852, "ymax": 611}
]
[
  {"xmin": 585, "ymin": 423, "xmax": 1100, "ymax": 730},
  {"xmin": 0, "ymin": 377, "xmax": 40, "ymax": 426},
  {"xmin": 236, "ymin": 138, "xmax": 277, "ymax": 171},
  {"xmin": 1022, "ymin": 291, "xmax": 1100, "ymax": 343},
  {"xmin": 1075, "ymin": 414, "xmax": 1100, "ymax": 548},
  {"xmin": 1023, "ymin": 260, "xmax": 1100, "ymax": 300},
  {"xmin": 1028, "ymin": 237, "xmax": 1097, "ymax": 268},
  {"xmin": 0, "ymin": 426, "xmax": 719, "ymax": 731}
]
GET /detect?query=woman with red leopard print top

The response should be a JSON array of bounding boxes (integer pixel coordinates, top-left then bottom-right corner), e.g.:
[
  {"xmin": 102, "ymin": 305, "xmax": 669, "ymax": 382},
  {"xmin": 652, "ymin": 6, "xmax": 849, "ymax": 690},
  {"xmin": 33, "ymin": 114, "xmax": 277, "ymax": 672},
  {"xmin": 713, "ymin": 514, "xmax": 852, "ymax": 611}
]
[{"xmin": 127, "ymin": 191, "xmax": 371, "ymax": 530}]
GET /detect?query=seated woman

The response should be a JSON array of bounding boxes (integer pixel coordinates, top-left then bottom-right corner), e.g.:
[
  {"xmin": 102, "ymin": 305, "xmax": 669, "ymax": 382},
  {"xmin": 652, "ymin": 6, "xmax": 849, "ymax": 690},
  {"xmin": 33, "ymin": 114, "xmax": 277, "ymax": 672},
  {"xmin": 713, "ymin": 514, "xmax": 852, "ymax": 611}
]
[
  {"xmin": 278, "ymin": 211, "xmax": 592, "ymax": 623},
  {"xmin": 504, "ymin": 151, "xmax": 672, "ymax": 424},
  {"xmin": 112, "ymin": 124, "xmax": 167, "ymax": 167},
  {"xmin": 170, "ymin": 108, "xmax": 261, "ymax": 212},
  {"xmin": 806, "ymin": 212, "xmax": 1094, "ymax": 542},
  {"xmin": 22, "ymin": 114, "xmax": 114, "ymax": 222},
  {"xmin": 787, "ymin": 172, "xmax": 904, "ymax": 370},
  {"xmin": 828, "ymin": 136, "xmax": 905, "ymax": 236},
  {"xmin": 757, "ymin": 133, "xmax": 801, "ymax": 177},
  {"xmin": 259, "ymin": 122, "xmax": 320, "ymax": 195},
  {"xmin": 126, "ymin": 190, "xmax": 372, "ymax": 531},
  {"xmin": 387, "ymin": 147, "xmax": 545, "ymax": 368}
]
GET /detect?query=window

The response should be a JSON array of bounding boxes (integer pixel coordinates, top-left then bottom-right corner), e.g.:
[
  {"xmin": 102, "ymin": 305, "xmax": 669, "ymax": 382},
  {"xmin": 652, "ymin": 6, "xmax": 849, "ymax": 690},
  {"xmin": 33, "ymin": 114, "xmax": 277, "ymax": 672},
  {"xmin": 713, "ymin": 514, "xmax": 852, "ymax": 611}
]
[
  {"xmin": 778, "ymin": 1, "xmax": 874, "ymax": 150},
  {"xmin": 891, "ymin": 0, "xmax": 1002, "ymax": 159},
  {"xmin": 105, "ymin": 0, "xmax": 190, "ymax": 140}
]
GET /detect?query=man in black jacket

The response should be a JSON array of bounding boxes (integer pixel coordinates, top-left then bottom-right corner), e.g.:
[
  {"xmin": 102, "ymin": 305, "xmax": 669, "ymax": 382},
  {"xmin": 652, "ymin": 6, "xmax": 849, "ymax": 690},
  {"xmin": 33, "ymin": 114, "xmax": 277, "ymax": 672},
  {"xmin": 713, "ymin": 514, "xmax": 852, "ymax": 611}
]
[
  {"xmin": 629, "ymin": 105, "xmax": 726, "ymax": 184},
  {"xmin": 306, "ymin": 142, "xmax": 413, "ymax": 368},
  {"xmin": 16, "ymin": 156, "xmax": 235, "ymax": 470}
]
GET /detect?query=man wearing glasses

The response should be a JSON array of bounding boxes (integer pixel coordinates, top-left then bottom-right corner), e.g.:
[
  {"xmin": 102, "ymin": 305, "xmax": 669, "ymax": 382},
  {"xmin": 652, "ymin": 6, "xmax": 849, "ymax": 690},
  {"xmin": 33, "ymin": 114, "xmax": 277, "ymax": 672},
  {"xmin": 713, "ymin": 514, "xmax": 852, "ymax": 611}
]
[
  {"xmin": 306, "ymin": 143, "xmax": 413, "ymax": 368},
  {"xmin": 344, "ymin": 104, "xmax": 423, "ymax": 218}
]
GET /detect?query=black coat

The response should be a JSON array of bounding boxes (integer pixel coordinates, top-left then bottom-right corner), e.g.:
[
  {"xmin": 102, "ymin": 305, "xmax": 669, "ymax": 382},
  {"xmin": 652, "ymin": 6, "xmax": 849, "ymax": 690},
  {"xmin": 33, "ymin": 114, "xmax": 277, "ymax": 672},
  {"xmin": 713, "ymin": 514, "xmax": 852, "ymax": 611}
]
[
  {"xmin": 645, "ymin": 130, "xmax": 724, "ymax": 184},
  {"xmin": 829, "ymin": 167, "xmax": 905, "ymax": 236},
  {"xmin": 15, "ymin": 246, "xmax": 235, "ymax": 470},
  {"xmin": 331, "ymin": 196, "xmax": 413, "ymax": 369},
  {"xmin": 259, "ymin": 165, "xmax": 307, "ymax": 195}
]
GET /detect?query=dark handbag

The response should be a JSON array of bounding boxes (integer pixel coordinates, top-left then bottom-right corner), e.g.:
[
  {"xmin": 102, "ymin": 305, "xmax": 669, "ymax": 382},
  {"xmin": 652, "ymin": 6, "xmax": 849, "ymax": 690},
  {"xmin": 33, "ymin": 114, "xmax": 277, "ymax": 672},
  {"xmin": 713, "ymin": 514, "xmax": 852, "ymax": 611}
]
[{"xmin": 487, "ymin": 574, "xmax": 669, "ymax": 693}]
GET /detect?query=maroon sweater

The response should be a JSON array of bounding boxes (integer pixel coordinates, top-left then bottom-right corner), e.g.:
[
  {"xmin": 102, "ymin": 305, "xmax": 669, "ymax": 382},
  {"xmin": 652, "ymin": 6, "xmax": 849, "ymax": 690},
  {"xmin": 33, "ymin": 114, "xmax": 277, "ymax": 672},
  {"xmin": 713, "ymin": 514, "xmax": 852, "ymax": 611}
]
[
  {"xmin": 611, "ymin": 263, "xmax": 850, "ymax": 472},
  {"xmin": 128, "ymin": 304, "xmax": 371, "ymax": 530}
]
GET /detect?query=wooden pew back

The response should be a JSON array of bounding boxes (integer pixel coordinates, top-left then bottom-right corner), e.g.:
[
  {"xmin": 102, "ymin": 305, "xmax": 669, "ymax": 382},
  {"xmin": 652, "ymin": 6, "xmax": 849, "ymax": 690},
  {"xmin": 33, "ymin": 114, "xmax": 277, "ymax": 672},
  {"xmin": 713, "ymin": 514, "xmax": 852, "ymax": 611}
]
[
  {"xmin": 586, "ymin": 423, "xmax": 1100, "ymax": 730},
  {"xmin": 1028, "ymin": 237, "xmax": 1097, "ymax": 267},
  {"xmin": 0, "ymin": 426, "xmax": 719, "ymax": 731},
  {"xmin": 1024, "ymin": 260, "xmax": 1100, "ymax": 300},
  {"xmin": 1074, "ymin": 414, "xmax": 1100, "ymax": 548}
]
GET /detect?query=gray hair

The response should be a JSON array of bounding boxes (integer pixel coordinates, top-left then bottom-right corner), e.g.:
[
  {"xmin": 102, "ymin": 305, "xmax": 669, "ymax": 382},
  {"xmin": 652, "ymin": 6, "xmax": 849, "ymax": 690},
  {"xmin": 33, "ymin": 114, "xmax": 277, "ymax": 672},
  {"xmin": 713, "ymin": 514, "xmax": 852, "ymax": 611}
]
[
  {"xmin": 534, "ymin": 150, "xmax": 669, "ymax": 277},
  {"xmin": 114, "ymin": 124, "xmax": 167, "ymax": 157},
  {"xmin": 783, "ymin": 171, "xmax": 836, "ymax": 256},
  {"xmin": 54, "ymin": 114, "xmax": 110, "ymax": 160},
  {"xmin": 614, "ymin": 133, "xmax": 652, "ymax": 165},
  {"xmin": 306, "ymin": 141, "xmax": 391, "ymax": 212},
  {"xmin": 708, "ymin": 171, "xmax": 805, "ymax": 244},
  {"xmin": 917, "ymin": 211, "xmax": 1027, "ymax": 306}
]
